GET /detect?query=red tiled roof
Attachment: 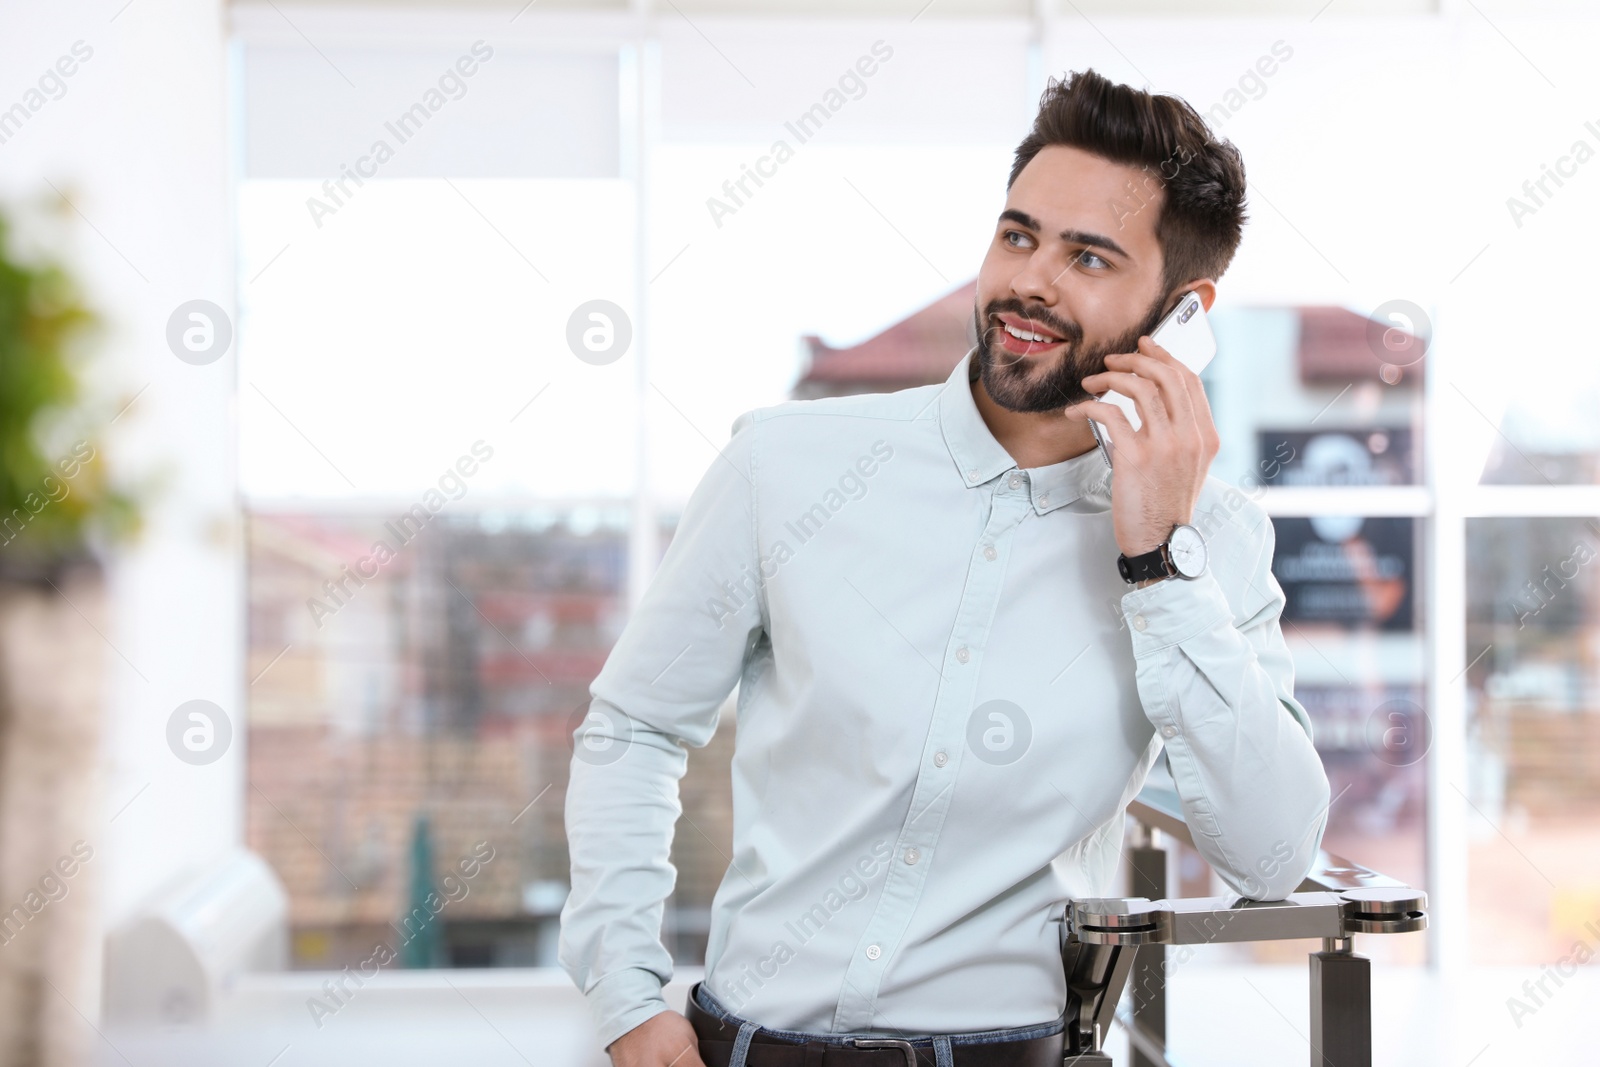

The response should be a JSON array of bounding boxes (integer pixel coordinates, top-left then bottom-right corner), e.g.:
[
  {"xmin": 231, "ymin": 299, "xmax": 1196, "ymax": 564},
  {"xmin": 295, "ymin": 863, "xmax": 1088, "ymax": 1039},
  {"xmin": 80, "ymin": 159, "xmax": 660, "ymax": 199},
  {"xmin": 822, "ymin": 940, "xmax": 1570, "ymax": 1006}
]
[
  {"xmin": 252, "ymin": 513, "xmax": 393, "ymax": 570},
  {"xmin": 1296, "ymin": 305, "xmax": 1424, "ymax": 386},
  {"xmin": 796, "ymin": 280, "xmax": 976, "ymax": 390}
]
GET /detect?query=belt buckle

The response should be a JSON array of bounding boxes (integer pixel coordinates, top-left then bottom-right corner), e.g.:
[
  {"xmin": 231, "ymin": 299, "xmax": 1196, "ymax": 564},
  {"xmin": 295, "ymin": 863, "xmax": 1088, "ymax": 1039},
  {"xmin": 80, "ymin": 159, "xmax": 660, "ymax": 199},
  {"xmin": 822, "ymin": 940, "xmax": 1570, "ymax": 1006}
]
[{"xmin": 850, "ymin": 1037, "xmax": 918, "ymax": 1067}]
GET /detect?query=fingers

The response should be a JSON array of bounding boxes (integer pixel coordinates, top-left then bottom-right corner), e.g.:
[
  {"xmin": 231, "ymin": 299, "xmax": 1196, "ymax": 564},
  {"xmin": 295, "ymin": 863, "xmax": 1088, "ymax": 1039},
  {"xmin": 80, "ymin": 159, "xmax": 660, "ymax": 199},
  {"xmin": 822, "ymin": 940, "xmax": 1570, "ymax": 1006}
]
[
  {"xmin": 1111, "ymin": 338, "xmax": 1194, "ymax": 426},
  {"xmin": 606, "ymin": 1010, "xmax": 707, "ymax": 1067},
  {"xmin": 1080, "ymin": 371, "xmax": 1168, "ymax": 431},
  {"xmin": 1137, "ymin": 336, "xmax": 1212, "ymax": 452},
  {"xmin": 1072, "ymin": 400, "xmax": 1166, "ymax": 491},
  {"xmin": 1082, "ymin": 336, "xmax": 1209, "ymax": 454},
  {"xmin": 1072, "ymin": 399, "xmax": 1135, "ymax": 446}
]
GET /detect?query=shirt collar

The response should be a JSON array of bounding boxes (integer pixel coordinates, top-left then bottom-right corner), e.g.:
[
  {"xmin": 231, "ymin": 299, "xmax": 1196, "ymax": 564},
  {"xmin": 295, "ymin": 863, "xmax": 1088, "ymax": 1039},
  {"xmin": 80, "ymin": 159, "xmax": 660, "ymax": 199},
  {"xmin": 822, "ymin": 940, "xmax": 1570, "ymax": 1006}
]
[{"xmin": 938, "ymin": 344, "xmax": 1113, "ymax": 514}]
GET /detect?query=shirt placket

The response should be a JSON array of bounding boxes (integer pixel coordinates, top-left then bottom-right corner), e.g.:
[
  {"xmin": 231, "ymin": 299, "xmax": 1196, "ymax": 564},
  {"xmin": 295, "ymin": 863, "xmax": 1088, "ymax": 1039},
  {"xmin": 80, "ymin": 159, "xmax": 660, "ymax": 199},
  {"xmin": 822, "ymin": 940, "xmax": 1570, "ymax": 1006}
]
[{"xmin": 831, "ymin": 469, "xmax": 1033, "ymax": 1032}]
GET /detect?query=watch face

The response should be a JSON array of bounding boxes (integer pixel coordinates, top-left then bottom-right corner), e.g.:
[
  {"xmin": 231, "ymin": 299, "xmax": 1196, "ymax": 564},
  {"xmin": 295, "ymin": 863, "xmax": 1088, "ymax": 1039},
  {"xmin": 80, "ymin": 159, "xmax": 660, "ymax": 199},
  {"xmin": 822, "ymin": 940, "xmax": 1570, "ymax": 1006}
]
[{"xmin": 1168, "ymin": 524, "xmax": 1208, "ymax": 578}]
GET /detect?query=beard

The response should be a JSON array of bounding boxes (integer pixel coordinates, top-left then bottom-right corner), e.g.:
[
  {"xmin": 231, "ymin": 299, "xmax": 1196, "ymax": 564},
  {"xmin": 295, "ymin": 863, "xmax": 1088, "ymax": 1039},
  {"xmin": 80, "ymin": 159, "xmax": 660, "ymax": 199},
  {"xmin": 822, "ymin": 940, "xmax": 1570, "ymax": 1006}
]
[{"xmin": 971, "ymin": 290, "xmax": 1170, "ymax": 414}]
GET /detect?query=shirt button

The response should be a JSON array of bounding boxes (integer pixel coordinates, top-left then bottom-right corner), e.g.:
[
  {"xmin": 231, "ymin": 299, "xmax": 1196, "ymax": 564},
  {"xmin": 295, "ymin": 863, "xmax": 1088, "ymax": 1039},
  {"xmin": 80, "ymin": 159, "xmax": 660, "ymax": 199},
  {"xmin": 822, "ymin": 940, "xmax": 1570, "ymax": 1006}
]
[
  {"xmin": 865, "ymin": 944, "xmax": 882, "ymax": 960},
  {"xmin": 1132, "ymin": 614, "xmax": 1148, "ymax": 631},
  {"xmin": 983, "ymin": 544, "xmax": 997, "ymax": 561},
  {"xmin": 1161, "ymin": 724, "xmax": 1177, "ymax": 738},
  {"xmin": 955, "ymin": 646, "xmax": 970, "ymax": 663},
  {"xmin": 904, "ymin": 847, "xmax": 920, "ymax": 865},
  {"xmin": 966, "ymin": 468, "xmax": 978, "ymax": 482},
  {"xmin": 1039, "ymin": 493, "xmax": 1050, "ymax": 507},
  {"xmin": 933, "ymin": 750, "xmax": 948, "ymax": 767},
  {"xmin": 1008, "ymin": 473, "xmax": 1022, "ymax": 489}
]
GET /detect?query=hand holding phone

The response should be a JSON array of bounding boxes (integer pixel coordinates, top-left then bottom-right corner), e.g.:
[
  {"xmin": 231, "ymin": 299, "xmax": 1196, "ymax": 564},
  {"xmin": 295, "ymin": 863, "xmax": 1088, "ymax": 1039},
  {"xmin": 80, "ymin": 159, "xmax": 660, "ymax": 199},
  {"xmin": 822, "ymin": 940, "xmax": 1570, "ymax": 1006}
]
[{"xmin": 1088, "ymin": 291, "xmax": 1217, "ymax": 468}]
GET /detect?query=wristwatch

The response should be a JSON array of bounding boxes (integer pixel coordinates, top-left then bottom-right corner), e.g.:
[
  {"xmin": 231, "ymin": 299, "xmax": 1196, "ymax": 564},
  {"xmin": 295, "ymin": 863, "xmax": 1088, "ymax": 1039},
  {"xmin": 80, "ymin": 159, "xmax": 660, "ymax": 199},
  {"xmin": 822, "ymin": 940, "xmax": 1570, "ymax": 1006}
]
[{"xmin": 1117, "ymin": 523, "xmax": 1208, "ymax": 584}]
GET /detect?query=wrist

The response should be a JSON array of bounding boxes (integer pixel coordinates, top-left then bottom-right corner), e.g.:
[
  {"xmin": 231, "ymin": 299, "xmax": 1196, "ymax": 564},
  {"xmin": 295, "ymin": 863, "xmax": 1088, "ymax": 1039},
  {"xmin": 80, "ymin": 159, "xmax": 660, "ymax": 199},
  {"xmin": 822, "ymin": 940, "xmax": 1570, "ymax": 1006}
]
[{"xmin": 1117, "ymin": 522, "xmax": 1208, "ymax": 585}]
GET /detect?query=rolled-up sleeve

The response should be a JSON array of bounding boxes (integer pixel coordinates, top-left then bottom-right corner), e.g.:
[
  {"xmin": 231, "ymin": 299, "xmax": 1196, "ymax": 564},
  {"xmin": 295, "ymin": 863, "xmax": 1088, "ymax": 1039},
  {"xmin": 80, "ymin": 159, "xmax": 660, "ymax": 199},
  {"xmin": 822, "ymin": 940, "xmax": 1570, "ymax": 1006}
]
[
  {"xmin": 1117, "ymin": 499, "xmax": 1331, "ymax": 901},
  {"xmin": 558, "ymin": 410, "xmax": 766, "ymax": 1049}
]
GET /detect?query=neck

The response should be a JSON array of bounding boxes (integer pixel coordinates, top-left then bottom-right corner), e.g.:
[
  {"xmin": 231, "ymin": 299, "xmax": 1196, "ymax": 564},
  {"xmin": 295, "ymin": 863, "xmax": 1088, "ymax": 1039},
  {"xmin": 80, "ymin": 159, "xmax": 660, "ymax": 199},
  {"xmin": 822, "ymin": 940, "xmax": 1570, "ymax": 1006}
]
[{"xmin": 969, "ymin": 364, "xmax": 1100, "ymax": 470}]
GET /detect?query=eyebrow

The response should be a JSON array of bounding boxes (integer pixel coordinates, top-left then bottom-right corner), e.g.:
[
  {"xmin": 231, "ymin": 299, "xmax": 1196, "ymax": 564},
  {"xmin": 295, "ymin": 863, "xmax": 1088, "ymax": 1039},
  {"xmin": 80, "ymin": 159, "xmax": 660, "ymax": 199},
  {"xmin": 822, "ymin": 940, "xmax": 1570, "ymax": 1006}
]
[{"xmin": 997, "ymin": 209, "xmax": 1130, "ymax": 261}]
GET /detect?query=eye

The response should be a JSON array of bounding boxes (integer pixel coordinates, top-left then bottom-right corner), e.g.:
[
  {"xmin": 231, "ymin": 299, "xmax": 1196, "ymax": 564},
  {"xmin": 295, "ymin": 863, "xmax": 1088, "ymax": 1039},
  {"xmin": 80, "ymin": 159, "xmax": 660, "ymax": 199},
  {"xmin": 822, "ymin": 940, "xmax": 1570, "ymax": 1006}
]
[
  {"xmin": 1002, "ymin": 229, "xmax": 1034, "ymax": 249},
  {"xmin": 1076, "ymin": 249, "xmax": 1110, "ymax": 270}
]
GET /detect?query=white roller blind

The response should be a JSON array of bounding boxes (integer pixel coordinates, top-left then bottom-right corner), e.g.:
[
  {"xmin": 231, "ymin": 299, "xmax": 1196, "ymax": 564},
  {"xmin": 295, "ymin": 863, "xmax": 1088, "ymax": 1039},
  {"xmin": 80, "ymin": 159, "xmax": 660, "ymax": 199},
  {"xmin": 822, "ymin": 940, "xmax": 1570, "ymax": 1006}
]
[
  {"xmin": 242, "ymin": 42, "xmax": 621, "ymax": 179},
  {"xmin": 656, "ymin": 19, "xmax": 1032, "ymax": 144}
]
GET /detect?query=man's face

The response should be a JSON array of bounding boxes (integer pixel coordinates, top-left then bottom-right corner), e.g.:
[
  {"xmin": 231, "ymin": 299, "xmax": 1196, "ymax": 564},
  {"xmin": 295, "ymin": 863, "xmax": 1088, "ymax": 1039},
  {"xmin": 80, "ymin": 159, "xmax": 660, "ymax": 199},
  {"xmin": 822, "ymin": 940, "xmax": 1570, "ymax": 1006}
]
[{"xmin": 974, "ymin": 144, "xmax": 1172, "ymax": 413}]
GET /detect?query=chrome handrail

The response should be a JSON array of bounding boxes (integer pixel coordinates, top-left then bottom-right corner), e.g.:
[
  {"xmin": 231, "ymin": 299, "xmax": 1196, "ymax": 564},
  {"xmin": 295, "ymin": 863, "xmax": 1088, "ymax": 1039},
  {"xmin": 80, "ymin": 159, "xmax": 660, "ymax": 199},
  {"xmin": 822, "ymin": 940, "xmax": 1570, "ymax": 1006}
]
[{"xmin": 1058, "ymin": 778, "xmax": 1428, "ymax": 1067}]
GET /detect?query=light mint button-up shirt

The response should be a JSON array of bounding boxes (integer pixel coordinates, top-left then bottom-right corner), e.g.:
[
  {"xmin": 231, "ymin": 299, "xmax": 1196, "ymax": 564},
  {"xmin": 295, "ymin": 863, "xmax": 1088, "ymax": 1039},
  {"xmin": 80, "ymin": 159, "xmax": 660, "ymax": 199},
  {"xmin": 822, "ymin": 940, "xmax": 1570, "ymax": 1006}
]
[{"xmin": 559, "ymin": 345, "xmax": 1331, "ymax": 1050}]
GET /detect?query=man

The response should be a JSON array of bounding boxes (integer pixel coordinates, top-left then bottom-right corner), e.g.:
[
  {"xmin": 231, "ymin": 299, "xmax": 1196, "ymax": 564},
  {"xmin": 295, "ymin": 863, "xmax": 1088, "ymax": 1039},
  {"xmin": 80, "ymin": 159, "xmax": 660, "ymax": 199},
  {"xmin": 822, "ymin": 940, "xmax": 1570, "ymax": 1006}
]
[{"xmin": 560, "ymin": 68, "xmax": 1331, "ymax": 1067}]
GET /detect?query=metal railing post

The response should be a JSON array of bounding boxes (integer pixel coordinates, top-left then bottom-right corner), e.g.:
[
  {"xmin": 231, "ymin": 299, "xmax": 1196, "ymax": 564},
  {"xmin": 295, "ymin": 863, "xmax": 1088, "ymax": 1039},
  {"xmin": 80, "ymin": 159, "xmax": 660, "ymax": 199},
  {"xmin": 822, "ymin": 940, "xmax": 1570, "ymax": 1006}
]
[
  {"xmin": 1127, "ymin": 819, "xmax": 1167, "ymax": 1067},
  {"xmin": 1309, "ymin": 936, "xmax": 1371, "ymax": 1067}
]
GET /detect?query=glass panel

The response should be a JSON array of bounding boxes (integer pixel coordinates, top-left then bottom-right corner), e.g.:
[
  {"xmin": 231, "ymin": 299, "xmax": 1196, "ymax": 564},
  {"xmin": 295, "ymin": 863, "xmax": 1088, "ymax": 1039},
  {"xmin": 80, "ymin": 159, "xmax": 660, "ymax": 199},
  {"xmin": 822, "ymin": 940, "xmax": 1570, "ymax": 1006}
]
[
  {"xmin": 238, "ymin": 154, "xmax": 651, "ymax": 967},
  {"xmin": 237, "ymin": 177, "xmax": 637, "ymax": 502},
  {"xmin": 645, "ymin": 141, "xmax": 1010, "ymax": 501},
  {"xmin": 1207, "ymin": 306, "xmax": 1425, "ymax": 490},
  {"xmin": 1200, "ymin": 303, "xmax": 1430, "ymax": 965},
  {"xmin": 1477, "ymin": 391, "xmax": 1600, "ymax": 485},
  {"xmin": 1465, "ymin": 517, "xmax": 1600, "ymax": 963},
  {"xmin": 1463, "ymin": 81, "xmax": 1600, "ymax": 487},
  {"xmin": 246, "ymin": 509, "xmax": 632, "ymax": 968},
  {"xmin": 1182, "ymin": 513, "xmax": 1429, "ymax": 966}
]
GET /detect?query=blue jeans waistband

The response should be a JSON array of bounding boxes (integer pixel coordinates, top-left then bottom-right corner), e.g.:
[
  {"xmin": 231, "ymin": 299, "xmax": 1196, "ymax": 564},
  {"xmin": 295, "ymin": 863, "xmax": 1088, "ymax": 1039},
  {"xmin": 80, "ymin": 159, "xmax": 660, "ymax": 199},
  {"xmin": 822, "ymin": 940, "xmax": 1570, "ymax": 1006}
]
[{"xmin": 691, "ymin": 980, "xmax": 1067, "ymax": 1047}]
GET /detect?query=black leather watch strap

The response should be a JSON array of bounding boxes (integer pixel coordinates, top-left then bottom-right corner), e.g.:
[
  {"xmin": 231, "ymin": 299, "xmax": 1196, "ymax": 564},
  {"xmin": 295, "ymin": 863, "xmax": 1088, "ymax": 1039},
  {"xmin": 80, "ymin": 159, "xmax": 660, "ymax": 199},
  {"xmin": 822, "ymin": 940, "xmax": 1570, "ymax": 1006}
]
[{"xmin": 1117, "ymin": 543, "xmax": 1173, "ymax": 584}]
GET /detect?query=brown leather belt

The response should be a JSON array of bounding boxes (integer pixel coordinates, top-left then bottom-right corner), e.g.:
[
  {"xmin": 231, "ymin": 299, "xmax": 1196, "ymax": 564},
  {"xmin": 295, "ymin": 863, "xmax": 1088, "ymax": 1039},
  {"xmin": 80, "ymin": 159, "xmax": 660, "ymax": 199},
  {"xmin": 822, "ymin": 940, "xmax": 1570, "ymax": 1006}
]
[{"xmin": 685, "ymin": 982, "xmax": 1065, "ymax": 1067}]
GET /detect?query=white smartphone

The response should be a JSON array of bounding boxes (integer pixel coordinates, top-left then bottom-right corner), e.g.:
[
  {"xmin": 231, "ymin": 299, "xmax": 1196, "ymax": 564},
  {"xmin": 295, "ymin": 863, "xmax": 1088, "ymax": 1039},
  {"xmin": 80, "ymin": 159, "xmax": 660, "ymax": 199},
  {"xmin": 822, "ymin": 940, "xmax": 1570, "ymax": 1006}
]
[{"xmin": 1088, "ymin": 290, "xmax": 1217, "ymax": 468}]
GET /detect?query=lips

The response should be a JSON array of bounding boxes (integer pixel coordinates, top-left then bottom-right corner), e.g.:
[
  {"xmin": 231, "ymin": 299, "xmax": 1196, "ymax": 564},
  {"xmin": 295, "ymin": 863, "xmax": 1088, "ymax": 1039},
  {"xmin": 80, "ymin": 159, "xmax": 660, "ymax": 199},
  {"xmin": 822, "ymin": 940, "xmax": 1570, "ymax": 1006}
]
[{"xmin": 991, "ymin": 313, "xmax": 1066, "ymax": 356}]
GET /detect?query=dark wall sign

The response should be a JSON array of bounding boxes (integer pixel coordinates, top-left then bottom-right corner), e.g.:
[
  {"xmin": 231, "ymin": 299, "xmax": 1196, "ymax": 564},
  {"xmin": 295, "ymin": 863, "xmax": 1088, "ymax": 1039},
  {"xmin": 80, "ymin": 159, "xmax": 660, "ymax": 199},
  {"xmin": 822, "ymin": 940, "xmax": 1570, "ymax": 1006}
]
[
  {"xmin": 1257, "ymin": 428, "xmax": 1415, "ymax": 486},
  {"xmin": 1271, "ymin": 516, "xmax": 1416, "ymax": 631}
]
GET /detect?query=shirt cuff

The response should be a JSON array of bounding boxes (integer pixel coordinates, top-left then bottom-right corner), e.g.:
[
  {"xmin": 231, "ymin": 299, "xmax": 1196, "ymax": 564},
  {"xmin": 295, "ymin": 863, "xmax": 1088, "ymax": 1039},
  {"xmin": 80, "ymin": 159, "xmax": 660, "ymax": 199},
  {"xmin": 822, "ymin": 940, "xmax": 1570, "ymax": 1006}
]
[
  {"xmin": 585, "ymin": 966, "xmax": 672, "ymax": 1051},
  {"xmin": 1118, "ymin": 569, "xmax": 1235, "ymax": 652}
]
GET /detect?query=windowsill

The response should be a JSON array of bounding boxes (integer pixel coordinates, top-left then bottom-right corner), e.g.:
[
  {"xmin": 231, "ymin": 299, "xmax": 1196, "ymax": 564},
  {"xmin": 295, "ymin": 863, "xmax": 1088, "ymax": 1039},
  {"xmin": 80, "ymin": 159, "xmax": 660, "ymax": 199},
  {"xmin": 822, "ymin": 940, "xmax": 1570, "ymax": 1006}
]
[{"xmin": 100, "ymin": 965, "xmax": 1591, "ymax": 1066}]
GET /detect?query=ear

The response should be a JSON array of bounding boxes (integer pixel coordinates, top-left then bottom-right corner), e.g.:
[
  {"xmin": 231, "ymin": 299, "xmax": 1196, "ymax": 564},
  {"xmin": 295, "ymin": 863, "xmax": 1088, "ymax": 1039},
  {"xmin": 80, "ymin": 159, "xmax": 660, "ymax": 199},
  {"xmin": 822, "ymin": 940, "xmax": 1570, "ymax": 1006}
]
[{"xmin": 1179, "ymin": 278, "xmax": 1218, "ymax": 312}]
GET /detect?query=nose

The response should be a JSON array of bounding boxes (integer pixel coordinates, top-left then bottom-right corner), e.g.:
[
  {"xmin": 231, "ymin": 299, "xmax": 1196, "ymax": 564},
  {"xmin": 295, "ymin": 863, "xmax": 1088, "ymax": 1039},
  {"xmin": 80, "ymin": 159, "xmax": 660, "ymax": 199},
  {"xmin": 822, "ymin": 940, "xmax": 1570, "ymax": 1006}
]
[{"xmin": 1009, "ymin": 246, "xmax": 1069, "ymax": 309}]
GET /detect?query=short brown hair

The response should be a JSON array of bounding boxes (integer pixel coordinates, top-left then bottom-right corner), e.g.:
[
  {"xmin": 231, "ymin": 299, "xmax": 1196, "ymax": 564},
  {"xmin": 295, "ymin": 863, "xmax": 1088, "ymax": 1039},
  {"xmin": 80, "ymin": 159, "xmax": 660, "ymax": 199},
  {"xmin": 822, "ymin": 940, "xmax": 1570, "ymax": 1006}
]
[{"xmin": 1008, "ymin": 69, "xmax": 1248, "ymax": 294}]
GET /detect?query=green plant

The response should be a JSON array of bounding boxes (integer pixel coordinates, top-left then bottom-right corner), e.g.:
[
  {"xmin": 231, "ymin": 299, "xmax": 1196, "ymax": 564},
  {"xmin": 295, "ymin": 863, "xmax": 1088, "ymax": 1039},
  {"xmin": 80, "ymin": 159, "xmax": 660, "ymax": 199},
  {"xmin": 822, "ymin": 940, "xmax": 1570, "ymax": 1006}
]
[{"xmin": 0, "ymin": 204, "xmax": 137, "ymax": 580}]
